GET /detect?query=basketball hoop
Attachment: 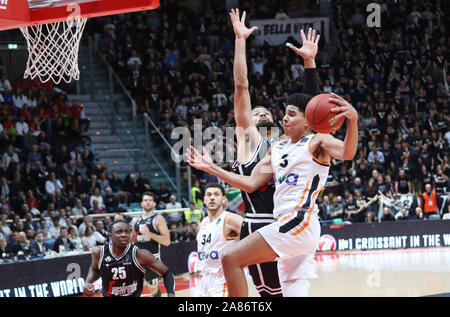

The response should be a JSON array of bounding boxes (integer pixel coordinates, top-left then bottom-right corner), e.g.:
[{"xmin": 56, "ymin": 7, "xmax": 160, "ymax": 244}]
[
  {"xmin": 20, "ymin": 17, "xmax": 87, "ymax": 84},
  {"xmin": 0, "ymin": 0, "xmax": 159, "ymax": 84}
]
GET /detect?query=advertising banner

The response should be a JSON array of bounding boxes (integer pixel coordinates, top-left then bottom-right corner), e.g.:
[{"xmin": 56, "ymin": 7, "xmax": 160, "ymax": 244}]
[
  {"xmin": 2, "ymin": 220, "xmax": 449, "ymax": 297},
  {"xmin": 0, "ymin": 242, "xmax": 198, "ymax": 297},
  {"xmin": 161, "ymin": 240, "xmax": 197, "ymax": 275},
  {"xmin": 318, "ymin": 220, "xmax": 450, "ymax": 252},
  {"xmin": 249, "ymin": 17, "xmax": 330, "ymax": 46},
  {"xmin": 0, "ymin": 253, "xmax": 91, "ymax": 297}
]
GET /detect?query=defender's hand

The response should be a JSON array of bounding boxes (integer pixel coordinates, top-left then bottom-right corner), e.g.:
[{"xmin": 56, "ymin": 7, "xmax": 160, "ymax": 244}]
[
  {"xmin": 185, "ymin": 146, "xmax": 214, "ymax": 172},
  {"xmin": 289, "ymin": 27, "xmax": 320, "ymax": 61},
  {"xmin": 229, "ymin": 8, "xmax": 258, "ymax": 40}
]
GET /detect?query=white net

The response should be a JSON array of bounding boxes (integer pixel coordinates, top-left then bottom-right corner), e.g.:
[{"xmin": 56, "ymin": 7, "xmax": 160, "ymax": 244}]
[{"xmin": 19, "ymin": 17, "xmax": 87, "ymax": 84}]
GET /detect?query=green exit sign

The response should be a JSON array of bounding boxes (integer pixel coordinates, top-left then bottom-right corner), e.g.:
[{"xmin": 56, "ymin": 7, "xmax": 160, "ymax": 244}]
[{"xmin": 8, "ymin": 44, "xmax": 18, "ymax": 49}]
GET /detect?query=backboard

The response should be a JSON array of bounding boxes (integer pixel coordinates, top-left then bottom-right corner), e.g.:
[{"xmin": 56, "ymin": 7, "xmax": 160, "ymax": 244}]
[
  {"xmin": 0, "ymin": 0, "xmax": 159, "ymax": 83},
  {"xmin": 0, "ymin": 0, "xmax": 160, "ymax": 31}
]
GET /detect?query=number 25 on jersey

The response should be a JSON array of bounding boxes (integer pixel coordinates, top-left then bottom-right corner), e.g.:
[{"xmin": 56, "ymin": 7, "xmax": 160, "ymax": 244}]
[{"xmin": 111, "ymin": 266, "xmax": 127, "ymax": 280}]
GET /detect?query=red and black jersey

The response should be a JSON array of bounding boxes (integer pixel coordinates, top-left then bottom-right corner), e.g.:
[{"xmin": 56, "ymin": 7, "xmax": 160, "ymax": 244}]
[{"xmin": 98, "ymin": 243, "xmax": 145, "ymax": 297}]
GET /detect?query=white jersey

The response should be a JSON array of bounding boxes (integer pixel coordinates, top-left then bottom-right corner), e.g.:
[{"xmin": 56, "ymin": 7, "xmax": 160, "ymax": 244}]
[
  {"xmin": 271, "ymin": 134, "xmax": 330, "ymax": 219},
  {"xmin": 196, "ymin": 211, "xmax": 237, "ymax": 275}
]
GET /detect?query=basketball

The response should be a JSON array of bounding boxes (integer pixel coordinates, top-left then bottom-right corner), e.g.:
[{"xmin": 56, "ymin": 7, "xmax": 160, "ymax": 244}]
[{"xmin": 305, "ymin": 93, "xmax": 345, "ymax": 134}]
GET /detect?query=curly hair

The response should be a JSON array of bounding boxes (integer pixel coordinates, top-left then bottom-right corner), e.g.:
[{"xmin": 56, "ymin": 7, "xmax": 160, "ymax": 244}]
[{"xmin": 286, "ymin": 93, "xmax": 314, "ymax": 113}]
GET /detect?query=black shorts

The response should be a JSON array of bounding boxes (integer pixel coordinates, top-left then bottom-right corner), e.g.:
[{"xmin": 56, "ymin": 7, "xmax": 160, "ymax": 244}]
[
  {"xmin": 144, "ymin": 253, "xmax": 161, "ymax": 286},
  {"xmin": 240, "ymin": 220, "xmax": 283, "ymax": 297}
]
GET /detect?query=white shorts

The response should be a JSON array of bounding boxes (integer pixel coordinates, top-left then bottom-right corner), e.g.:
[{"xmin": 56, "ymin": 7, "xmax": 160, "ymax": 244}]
[
  {"xmin": 280, "ymin": 277, "xmax": 311, "ymax": 297},
  {"xmin": 257, "ymin": 211, "xmax": 320, "ymax": 283},
  {"xmin": 194, "ymin": 273, "xmax": 228, "ymax": 297}
]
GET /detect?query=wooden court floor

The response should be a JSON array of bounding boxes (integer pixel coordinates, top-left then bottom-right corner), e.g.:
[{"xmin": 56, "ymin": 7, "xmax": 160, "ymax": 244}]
[{"xmin": 164, "ymin": 247, "xmax": 450, "ymax": 297}]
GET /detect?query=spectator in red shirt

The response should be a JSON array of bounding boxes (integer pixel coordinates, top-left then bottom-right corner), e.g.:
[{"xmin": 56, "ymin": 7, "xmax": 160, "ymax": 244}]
[
  {"xmin": 20, "ymin": 104, "xmax": 32, "ymax": 121},
  {"xmin": 70, "ymin": 101, "xmax": 83, "ymax": 119},
  {"xmin": 70, "ymin": 100, "xmax": 89, "ymax": 132},
  {"xmin": 33, "ymin": 106, "xmax": 47, "ymax": 122},
  {"xmin": 43, "ymin": 105, "xmax": 55, "ymax": 119},
  {"xmin": 27, "ymin": 189, "xmax": 39, "ymax": 210},
  {"xmin": 0, "ymin": 105, "xmax": 11, "ymax": 121},
  {"xmin": 2, "ymin": 116, "xmax": 15, "ymax": 131},
  {"xmin": 59, "ymin": 100, "xmax": 72, "ymax": 118}
]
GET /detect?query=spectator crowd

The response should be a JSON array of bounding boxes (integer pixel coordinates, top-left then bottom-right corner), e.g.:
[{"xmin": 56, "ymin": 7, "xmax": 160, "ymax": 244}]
[
  {"xmin": 0, "ymin": 71, "xmax": 199, "ymax": 262},
  {"xmin": 0, "ymin": 0, "xmax": 449, "ymax": 263},
  {"xmin": 92, "ymin": 0, "xmax": 448, "ymax": 221}
]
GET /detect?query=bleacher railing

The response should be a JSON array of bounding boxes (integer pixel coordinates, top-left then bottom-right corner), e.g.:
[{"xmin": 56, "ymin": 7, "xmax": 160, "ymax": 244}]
[
  {"xmin": 5, "ymin": 208, "xmax": 189, "ymax": 225},
  {"xmin": 143, "ymin": 112, "xmax": 184, "ymax": 202}
]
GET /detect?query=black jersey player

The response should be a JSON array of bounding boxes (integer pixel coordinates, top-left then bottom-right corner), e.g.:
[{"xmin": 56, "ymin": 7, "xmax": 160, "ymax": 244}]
[
  {"xmin": 228, "ymin": 9, "xmax": 320, "ymax": 297},
  {"xmin": 83, "ymin": 220, "xmax": 175, "ymax": 297},
  {"xmin": 130, "ymin": 192, "xmax": 171, "ymax": 297}
]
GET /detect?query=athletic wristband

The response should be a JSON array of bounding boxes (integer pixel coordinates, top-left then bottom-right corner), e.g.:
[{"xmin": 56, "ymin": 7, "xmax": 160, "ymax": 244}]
[{"xmin": 163, "ymin": 269, "xmax": 175, "ymax": 295}]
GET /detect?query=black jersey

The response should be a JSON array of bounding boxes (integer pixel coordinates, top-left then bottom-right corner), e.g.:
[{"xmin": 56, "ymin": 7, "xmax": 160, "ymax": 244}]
[
  {"xmin": 231, "ymin": 136, "xmax": 275, "ymax": 224},
  {"xmin": 98, "ymin": 243, "xmax": 145, "ymax": 297},
  {"xmin": 133, "ymin": 213, "xmax": 161, "ymax": 255},
  {"xmin": 232, "ymin": 136, "xmax": 282, "ymax": 297}
]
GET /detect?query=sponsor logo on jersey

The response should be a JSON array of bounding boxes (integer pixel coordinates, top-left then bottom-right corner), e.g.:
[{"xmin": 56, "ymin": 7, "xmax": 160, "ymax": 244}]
[
  {"xmin": 110, "ymin": 282, "xmax": 138, "ymax": 296},
  {"xmin": 296, "ymin": 137, "xmax": 308, "ymax": 146},
  {"xmin": 123, "ymin": 255, "xmax": 131, "ymax": 264},
  {"xmin": 104, "ymin": 256, "xmax": 112, "ymax": 263},
  {"xmin": 198, "ymin": 250, "xmax": 219, "ymax": 261},
  {"xmin": 277, "ymin": 173, "xmax": 299, "ymax": 186},
  {"xmin": 317, "ymin": 234, "xmax": 337, "ymax": 251}
]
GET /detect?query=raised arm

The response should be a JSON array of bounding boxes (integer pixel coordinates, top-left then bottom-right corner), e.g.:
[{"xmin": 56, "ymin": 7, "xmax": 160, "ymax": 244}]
[
  {"xmin": 230, "ymin": 8, "xmax": 263, "ymax": 159},
  {"xmin": 185, "ymin": 145, "xmax": 273, "ymax": 193},
  {"xmin": 289, "ymin": 27, "xmax": 321, "ymax": 95},
  {"xmin": 303, "ymin": 66, "xmax": 320, "ymax": 96},
  {"xmin": 230, "ymin": 9, "xmax": 258, "ymax": 129}
]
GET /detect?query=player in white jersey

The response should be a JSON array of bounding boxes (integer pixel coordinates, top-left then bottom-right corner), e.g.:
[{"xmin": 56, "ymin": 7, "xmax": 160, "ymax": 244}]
[
  {"xmin": 186, "ymin": 93, "xmax": 358, "ymax": 296},
  {"xmin": 194, "ymin": 183, "xmax": 244, "ymax": 297}
]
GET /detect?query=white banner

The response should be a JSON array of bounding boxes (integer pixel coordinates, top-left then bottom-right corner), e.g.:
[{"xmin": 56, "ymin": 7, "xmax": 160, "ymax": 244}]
[
  {"xmin": 378, "ymin": 194, "xmax": 416, "ymax": 220},
  {"xmin": 249, "ymin": 17, "xmax": 330, "ymax": 46}
]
